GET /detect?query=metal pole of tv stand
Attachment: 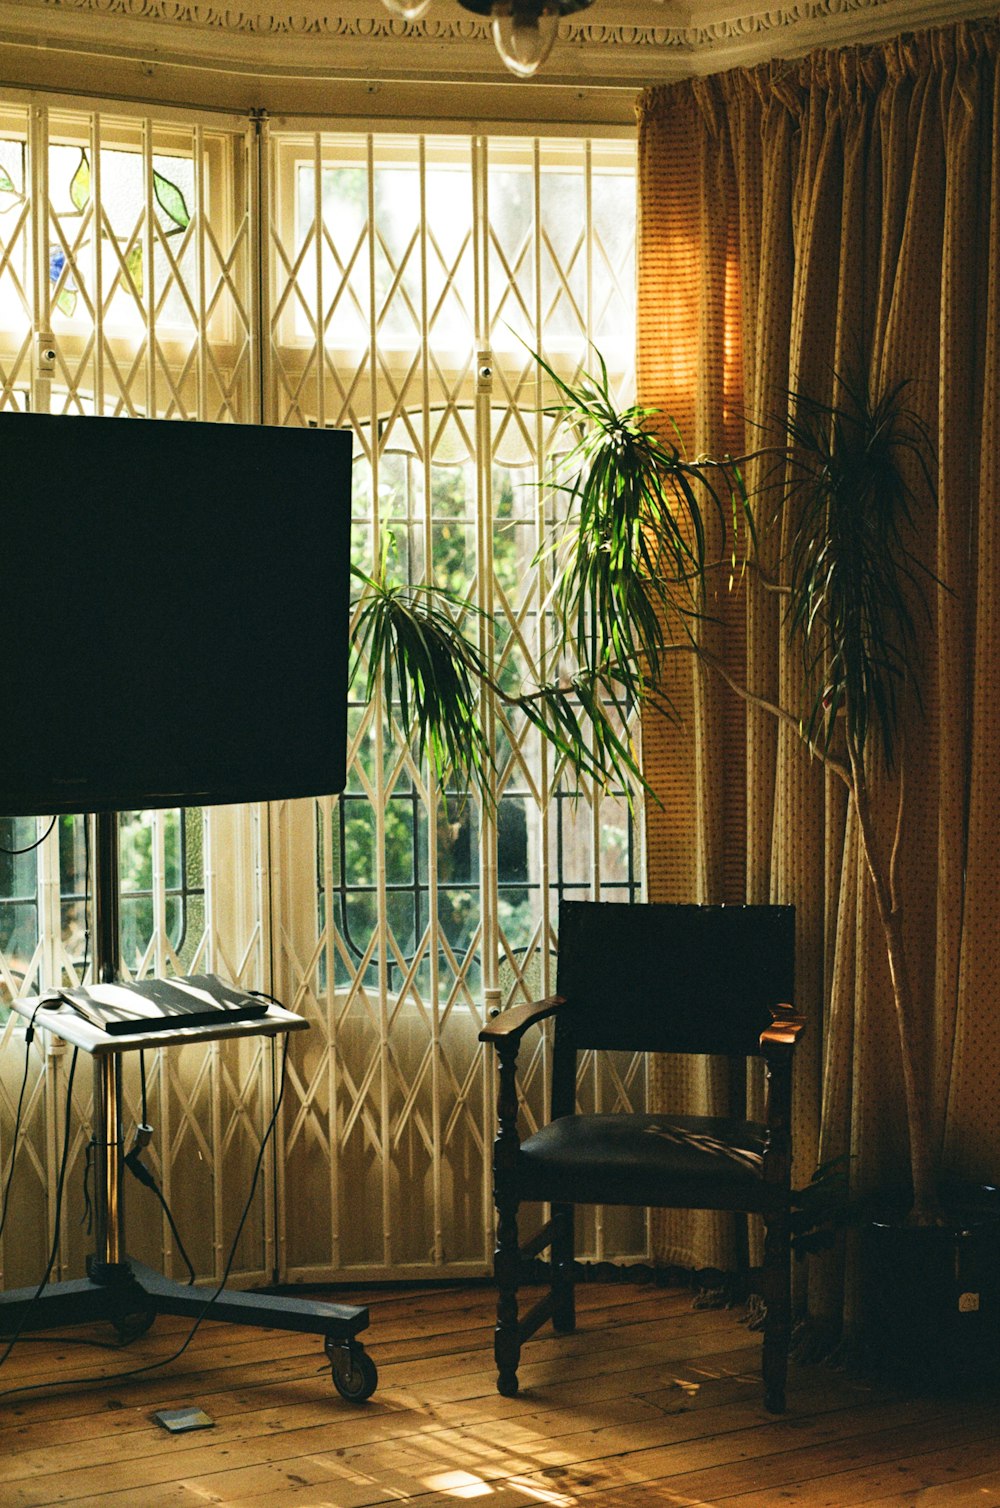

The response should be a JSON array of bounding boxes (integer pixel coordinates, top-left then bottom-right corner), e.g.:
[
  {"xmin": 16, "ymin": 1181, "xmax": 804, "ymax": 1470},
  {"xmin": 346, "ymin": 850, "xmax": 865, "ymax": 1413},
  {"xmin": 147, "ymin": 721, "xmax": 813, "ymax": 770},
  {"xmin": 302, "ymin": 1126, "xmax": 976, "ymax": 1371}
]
[{"xmin": 0, "ymin": 812, "xmax": 377, "ymax": 1403}]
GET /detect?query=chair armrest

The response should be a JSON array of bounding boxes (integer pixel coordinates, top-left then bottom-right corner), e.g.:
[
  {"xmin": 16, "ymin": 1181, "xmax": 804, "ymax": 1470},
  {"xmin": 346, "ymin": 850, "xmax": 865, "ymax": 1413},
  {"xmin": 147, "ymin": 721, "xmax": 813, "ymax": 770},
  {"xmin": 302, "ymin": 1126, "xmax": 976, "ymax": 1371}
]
[
  {"xmin": 479, "ymin": 995, "xmax": 564, "ymax": 1047},
  {"xmin": 760, "ymin": 1006, "xmax": 805, "ymax": 1188},
  {"xmin": 482, "ymin": 997, "xmax": 565, "ymax": 1197},
  {"xmin": 759, "ymin": 1005, "xmax": 806, "ymax": 1060}
]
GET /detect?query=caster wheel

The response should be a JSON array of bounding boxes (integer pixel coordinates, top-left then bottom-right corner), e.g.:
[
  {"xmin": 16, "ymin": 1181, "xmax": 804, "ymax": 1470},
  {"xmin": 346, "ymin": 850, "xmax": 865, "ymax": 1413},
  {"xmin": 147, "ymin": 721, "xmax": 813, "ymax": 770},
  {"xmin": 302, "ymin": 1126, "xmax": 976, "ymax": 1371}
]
[
  {"xmin": 114, "ymin": 1309, "xmax": 155, "ymax": 1344},
  {"xmin": 325, "ymin": 1340, "xmax": 378, "ymax": 1402}
]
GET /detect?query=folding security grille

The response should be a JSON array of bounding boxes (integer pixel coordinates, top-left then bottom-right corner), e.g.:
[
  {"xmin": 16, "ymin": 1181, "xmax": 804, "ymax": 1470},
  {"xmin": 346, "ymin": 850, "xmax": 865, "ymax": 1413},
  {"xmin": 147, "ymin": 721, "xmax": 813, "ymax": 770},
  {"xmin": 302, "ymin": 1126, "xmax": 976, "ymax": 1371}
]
[
  {"xmin": 265, "ymin": 130, "xmax": 646, "ymax": 1280},
  {"xmin": 0, "ymin": 105, "xmax": 644, "ymax": 1290}
]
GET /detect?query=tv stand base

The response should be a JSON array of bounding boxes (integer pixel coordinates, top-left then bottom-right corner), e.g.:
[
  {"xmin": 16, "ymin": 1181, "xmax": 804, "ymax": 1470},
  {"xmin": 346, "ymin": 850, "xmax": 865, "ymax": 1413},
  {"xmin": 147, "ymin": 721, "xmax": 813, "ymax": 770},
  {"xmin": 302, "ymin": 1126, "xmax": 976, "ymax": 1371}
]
[
  {"xmin": 0, "ymin": 1259, "xmax": 376, "ymax": 1401},
  {"xmin": 6, "ymin": 820, "xmax": 379, "ymax": 1407}
]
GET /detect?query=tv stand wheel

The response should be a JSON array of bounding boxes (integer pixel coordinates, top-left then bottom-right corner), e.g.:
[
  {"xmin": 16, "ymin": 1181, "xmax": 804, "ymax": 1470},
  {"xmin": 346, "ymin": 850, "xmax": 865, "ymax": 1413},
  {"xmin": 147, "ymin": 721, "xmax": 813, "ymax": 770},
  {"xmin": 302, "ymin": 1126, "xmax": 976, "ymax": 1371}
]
[
  {"xmin": 325, "ymin": 1338, "xmax": 377, "ymax": 1403},
  {"xmin": 114, "ymin": 1308, "xmax": 155, "ymax": 1344}
]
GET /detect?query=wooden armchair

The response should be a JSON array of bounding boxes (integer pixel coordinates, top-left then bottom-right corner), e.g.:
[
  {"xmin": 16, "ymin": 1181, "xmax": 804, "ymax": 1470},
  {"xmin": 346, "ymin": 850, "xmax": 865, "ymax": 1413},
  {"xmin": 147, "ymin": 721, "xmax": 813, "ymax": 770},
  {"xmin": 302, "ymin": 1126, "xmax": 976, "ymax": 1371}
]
[{"xmin": 479, "ymin": 900, "xmax": 805, "ymax": 1413}]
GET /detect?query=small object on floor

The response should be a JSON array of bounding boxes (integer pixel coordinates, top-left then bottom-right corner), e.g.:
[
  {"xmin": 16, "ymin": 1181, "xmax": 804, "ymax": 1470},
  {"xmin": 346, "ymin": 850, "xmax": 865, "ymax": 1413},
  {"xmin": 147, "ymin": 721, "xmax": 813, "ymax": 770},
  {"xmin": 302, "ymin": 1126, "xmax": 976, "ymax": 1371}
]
[{"xmin": 152, "ymin": 1406, "xmax": 215, "ymax": 1433}]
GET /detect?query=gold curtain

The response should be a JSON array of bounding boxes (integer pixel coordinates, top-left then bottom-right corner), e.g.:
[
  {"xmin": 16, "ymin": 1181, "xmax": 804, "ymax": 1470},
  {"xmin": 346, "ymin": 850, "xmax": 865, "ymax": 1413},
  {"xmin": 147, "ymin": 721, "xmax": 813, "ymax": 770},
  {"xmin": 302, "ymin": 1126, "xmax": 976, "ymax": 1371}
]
[{"xmin": 637, "ymin": 19, "xmax": 1000, "ymax": 1330}]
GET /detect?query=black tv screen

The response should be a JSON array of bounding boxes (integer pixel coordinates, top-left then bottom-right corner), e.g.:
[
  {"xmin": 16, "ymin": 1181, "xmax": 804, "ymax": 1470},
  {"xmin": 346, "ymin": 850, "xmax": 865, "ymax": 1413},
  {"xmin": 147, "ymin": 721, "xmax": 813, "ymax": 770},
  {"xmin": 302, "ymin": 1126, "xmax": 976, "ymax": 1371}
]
[{"xmin": 2, "ymin": 412, "xmax": 352, "ymax": 816}]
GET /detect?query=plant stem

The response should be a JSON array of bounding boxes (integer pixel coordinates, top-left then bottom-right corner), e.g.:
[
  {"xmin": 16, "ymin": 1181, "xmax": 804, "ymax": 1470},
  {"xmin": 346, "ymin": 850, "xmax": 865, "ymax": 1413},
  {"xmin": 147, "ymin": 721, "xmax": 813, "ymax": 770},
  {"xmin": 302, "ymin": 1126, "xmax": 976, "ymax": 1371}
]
[
  {"xmin": 848, "ymin": 744, "xmax": 939, "ymax": 1223},
  {"xmin": 694, "ymin": 646, "xmax": 852, "ymax": 786}
]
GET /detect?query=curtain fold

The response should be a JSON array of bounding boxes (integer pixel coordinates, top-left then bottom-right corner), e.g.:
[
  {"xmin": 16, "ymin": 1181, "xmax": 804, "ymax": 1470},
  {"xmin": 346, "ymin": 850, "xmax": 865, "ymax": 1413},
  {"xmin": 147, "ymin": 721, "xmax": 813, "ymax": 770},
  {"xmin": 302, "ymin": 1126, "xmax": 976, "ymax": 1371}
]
[{"xmin": 636, "ymin": 19, "xmax": 1000, "ymax": 1330}]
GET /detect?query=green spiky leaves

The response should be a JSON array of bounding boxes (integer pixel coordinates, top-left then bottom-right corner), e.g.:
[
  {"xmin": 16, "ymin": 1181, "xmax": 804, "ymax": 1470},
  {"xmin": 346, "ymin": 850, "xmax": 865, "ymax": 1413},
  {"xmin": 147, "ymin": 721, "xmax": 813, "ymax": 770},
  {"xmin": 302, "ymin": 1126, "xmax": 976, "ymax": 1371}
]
[
  {"xmin": 350, "ymin": 548, "xmax": 647, "ymax": 801},
  {"xmin": 346, "ymin": 355, "xmax": 935, "ymax": 810},
  {"xmin": 537, "ymin": 349, "xmax": 731, "ymax": 707},
  {"xmin": 350, "ymin": 557, "xmax": 494, "ymax": 794},
  {"xmin": 781, "ymin": 374, "xmax": 937, "ymax": 768}
]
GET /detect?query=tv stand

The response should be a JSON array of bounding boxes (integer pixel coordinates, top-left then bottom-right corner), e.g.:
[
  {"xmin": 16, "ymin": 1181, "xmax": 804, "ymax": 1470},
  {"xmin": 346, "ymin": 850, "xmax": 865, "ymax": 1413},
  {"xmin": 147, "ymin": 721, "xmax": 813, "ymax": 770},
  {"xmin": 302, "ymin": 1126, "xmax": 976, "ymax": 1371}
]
[{"xmin": 3, "ymin": 812, "xmax": 377, "ymax": 1403}]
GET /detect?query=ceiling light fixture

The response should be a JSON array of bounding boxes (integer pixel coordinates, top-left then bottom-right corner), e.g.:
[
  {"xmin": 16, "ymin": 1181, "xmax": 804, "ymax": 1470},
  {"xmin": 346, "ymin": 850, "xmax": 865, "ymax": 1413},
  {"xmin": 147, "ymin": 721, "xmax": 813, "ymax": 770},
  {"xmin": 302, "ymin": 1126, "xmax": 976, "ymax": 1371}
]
[
  {"xmin": 379, "ymin": 0, "xmax": 595, "ymax": 78},
  {"xmin": 380, "ymin": 0, "xmax": 433, "ymax": 20}
]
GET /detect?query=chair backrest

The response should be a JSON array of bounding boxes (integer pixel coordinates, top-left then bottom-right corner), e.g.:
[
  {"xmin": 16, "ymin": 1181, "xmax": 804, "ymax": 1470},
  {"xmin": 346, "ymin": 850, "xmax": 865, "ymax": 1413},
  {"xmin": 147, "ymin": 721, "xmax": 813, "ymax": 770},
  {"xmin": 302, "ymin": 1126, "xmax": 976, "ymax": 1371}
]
[{"xmin": 554, "ymin": 901, "xmax": 795, "ymax": 1059}]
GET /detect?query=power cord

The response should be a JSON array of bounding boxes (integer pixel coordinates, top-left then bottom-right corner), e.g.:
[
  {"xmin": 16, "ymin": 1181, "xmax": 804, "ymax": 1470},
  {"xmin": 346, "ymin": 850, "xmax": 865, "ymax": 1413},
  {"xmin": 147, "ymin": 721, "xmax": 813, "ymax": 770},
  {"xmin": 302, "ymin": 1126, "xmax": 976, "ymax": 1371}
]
[
  {"xmin": 0, "ymin": 816, "xmax": 56, "ymax": 856},
  {"xmin": 0, "ymin": 1031, "xmax": 290, "ymax": 1399},
  {"xmin": 80, "ymin": 816, "xmax": 90, "ymax": 986},
  {"xmin": 123, "ymin": 1124, "xmax": 196, "ymax": 1286},
  {"xmin": 80, "ymin": 1120, "xmax": 197, "ymax": 1289},
  {"xmin": 0, "ymin": 1001, "xmax": 49, "ymax": 1242},
  {"xmin": 0, "ymin": 1044, "xmax": 80, "ymax": 1370},
  {"xmin": 116, "ymin": 1044, "xmax": 195, "ymax": 1282}
]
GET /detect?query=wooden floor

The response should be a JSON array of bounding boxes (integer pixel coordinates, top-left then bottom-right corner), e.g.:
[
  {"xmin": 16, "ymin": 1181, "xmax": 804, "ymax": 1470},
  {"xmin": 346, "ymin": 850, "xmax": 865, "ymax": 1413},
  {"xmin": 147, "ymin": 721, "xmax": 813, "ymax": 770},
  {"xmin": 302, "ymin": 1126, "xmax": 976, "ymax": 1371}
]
[{"xmin": 0, "ymin": 1281, "xmax": 998, "ymax": 1506}]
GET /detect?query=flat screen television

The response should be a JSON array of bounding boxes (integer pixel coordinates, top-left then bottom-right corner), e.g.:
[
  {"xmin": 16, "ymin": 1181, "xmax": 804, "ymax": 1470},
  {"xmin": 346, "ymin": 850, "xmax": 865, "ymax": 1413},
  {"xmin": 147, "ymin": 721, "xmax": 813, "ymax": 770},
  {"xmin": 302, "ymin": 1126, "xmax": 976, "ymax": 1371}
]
[{"xmin": 1, "ymin": 411, "xmax": 353, "ymax": 817}]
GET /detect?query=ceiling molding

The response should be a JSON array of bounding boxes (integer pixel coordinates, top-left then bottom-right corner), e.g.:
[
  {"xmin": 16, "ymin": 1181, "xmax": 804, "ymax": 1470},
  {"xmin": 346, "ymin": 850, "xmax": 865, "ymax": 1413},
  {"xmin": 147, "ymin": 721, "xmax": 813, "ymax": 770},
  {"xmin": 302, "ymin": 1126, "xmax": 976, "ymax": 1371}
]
[{"xmin": 0, "ymin": 0, "xmax": 995, "ymax": 120}]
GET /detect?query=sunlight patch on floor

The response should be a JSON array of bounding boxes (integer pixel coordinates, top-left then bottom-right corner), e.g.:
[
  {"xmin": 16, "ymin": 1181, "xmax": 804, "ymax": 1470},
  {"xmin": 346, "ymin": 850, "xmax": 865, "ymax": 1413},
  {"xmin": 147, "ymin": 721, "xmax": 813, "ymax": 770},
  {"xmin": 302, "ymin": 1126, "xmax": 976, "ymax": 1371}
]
[{"xmin": 423, "ymin": 1469, "xmax": 577, "ymax": 1503}]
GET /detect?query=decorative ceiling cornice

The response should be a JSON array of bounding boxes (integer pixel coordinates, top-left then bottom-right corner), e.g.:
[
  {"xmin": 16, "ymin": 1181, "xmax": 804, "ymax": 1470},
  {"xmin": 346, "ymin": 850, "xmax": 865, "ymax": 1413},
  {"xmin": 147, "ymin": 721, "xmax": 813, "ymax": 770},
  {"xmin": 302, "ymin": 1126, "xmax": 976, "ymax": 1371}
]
[
  {"xmin": 0, "ymin": 0, "xmax": 995, "ymax": 121},
  {"xmin": 35, "ymin": 0, "xmax": 684, "ymax": 45},
  {"xmin": 31, "ymin": 0, "xmax": 987, "ymax": 50},
  {"xmin": 27, "ymin": 0, "xmax": 914, "ymax": 47},
  {"xmin": 31, "ymin": 0, "xmax": 669, "ymax": 49},
  {"xmin": 683, "ymin": 0, "xmax": 900, "ymax": 48}
]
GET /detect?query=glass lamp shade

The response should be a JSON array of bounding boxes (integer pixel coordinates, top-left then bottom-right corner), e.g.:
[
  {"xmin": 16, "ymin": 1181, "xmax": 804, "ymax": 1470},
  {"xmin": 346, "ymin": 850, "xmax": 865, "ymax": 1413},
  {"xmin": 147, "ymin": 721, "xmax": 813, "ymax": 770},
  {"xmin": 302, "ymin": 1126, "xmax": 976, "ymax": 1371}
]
[
  {"xmin": 458, "ymin": 0, "xmax": 593, "ymax": 79},
  {"xmin": 380, "ymin": 0, "xmax": 432, "ymax": 18},
  {"xmin": 490, "ymin": 3, "xmax": 560, "ymax": 77}
]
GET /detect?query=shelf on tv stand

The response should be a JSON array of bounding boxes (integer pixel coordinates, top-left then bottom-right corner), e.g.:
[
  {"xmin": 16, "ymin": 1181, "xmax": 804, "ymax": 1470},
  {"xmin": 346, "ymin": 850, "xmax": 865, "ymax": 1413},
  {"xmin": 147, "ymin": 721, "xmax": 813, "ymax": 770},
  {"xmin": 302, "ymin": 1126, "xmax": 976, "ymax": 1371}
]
[{"xmin": 10, "ymin": 990, "xmax": 310, "ymax": 1056}]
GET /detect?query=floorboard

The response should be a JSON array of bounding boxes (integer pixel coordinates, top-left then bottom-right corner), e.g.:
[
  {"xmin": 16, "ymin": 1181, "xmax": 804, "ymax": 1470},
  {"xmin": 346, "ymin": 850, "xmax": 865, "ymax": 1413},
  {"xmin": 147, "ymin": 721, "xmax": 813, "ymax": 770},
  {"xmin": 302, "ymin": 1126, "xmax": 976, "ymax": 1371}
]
[{"xmin": 0, "ymin": 1282, "xmax": 995, "ymax": 1506}]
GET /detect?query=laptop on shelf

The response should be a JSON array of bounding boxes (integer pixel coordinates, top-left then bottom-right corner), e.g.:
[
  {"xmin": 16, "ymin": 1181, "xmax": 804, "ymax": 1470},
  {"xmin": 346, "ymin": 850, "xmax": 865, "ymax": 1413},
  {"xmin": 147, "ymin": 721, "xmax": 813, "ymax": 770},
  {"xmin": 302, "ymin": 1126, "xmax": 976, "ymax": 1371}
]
[{"xmin": 49, "ymin": 975, "xmax": 270, "ymax": 1036}]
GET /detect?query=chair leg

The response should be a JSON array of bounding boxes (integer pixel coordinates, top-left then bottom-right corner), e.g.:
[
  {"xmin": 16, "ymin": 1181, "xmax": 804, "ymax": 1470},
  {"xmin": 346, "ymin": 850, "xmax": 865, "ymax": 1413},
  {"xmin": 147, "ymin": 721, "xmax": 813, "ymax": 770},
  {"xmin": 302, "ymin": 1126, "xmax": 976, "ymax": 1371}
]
[
  {"xmin": 494, "ymin": 1190, "xmax": 521, "ymax": 1396},
  {"xmin": 761, "ymin": 1210, "xmax": 791, "ymax": 1413},
  {"xmin": 550, "ymin": 1202, "xmax": 575, "ymax": 1333}
]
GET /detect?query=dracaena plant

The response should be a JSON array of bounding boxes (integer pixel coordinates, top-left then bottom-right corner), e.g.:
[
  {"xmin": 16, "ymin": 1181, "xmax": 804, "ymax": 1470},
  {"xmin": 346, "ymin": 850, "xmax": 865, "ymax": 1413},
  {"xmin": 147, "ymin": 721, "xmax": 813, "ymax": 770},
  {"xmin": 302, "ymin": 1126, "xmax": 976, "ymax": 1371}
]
[
  {"xmin": 348, "ymin": 355, "xmax": 735, "ymax": 807},
  {"xmin": 349, "ymin": 528, "xmax": 648, "ymax": 802},
  {"xmin": 348, "ymin": 354, "xmax": 939, "ymax": 1221},
  {"xmin": 350, "ymin": 551, "xmax": 496, "ymax": 794}
]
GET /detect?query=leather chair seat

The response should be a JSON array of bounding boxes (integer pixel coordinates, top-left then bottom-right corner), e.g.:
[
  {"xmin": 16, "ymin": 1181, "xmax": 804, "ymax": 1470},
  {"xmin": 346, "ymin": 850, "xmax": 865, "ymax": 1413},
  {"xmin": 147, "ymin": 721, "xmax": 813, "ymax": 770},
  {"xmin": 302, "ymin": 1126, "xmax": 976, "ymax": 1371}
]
[{"xmin": 517, "ymin": 1112, "xmax": 778, "ymax": 1209}]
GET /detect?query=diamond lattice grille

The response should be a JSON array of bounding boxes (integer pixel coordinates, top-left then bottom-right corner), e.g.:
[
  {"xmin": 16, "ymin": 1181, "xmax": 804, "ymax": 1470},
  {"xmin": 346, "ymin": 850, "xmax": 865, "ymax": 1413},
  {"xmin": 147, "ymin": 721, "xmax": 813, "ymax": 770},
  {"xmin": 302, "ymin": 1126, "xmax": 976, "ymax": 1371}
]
[{"xmin": 267, "ymin": 131, "xmax": 646, "ymax": 1280}]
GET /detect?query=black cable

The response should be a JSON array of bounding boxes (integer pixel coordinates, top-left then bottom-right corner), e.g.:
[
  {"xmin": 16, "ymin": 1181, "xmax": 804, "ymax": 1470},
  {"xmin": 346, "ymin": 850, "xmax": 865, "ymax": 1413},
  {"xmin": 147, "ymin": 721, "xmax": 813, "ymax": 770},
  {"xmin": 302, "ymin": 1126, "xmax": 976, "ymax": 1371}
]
[
  {"xmin": 249, "ymin": 988, "xmax": 285, "ymax": 1009},
  {"xmin": 0, "ymin": 816, "xmax": 56, "ymax": 856},
  {"xmin": 0, "ymin": 1331, "xmax": 122, "ymax": 1350},
  {"xmin": 0, "ymin": 1046, "xmax": 80, "ymax": 1370},
  {"xmin": 75, "ymin": 816, "xmax": 94, "ymax": 1234},
  {"xmin": 250, "ymin": 996, "xmax": 286, "ymax": 1285},
  {"xmin": 122, "ymin": 1049, "xmax": 197, "ymax": 1279},
  {"xmin": 0, "ymin": 1001, "xmax": 47, "ymax": 1242},
  {"xmin": 123, "ymin": 1138, "xmax": 196, "ymax": 1286},
  {"xmin": 81, "ymin": 1137, "xmax": 95, "ymax": 1234},
  {"xmin": 80, "ymin": 816, "xmax": 90, "ymax": 985},
  {"xmin": 0, "ymin": 1033, "xmax": 291, "ymax": 1399}
]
